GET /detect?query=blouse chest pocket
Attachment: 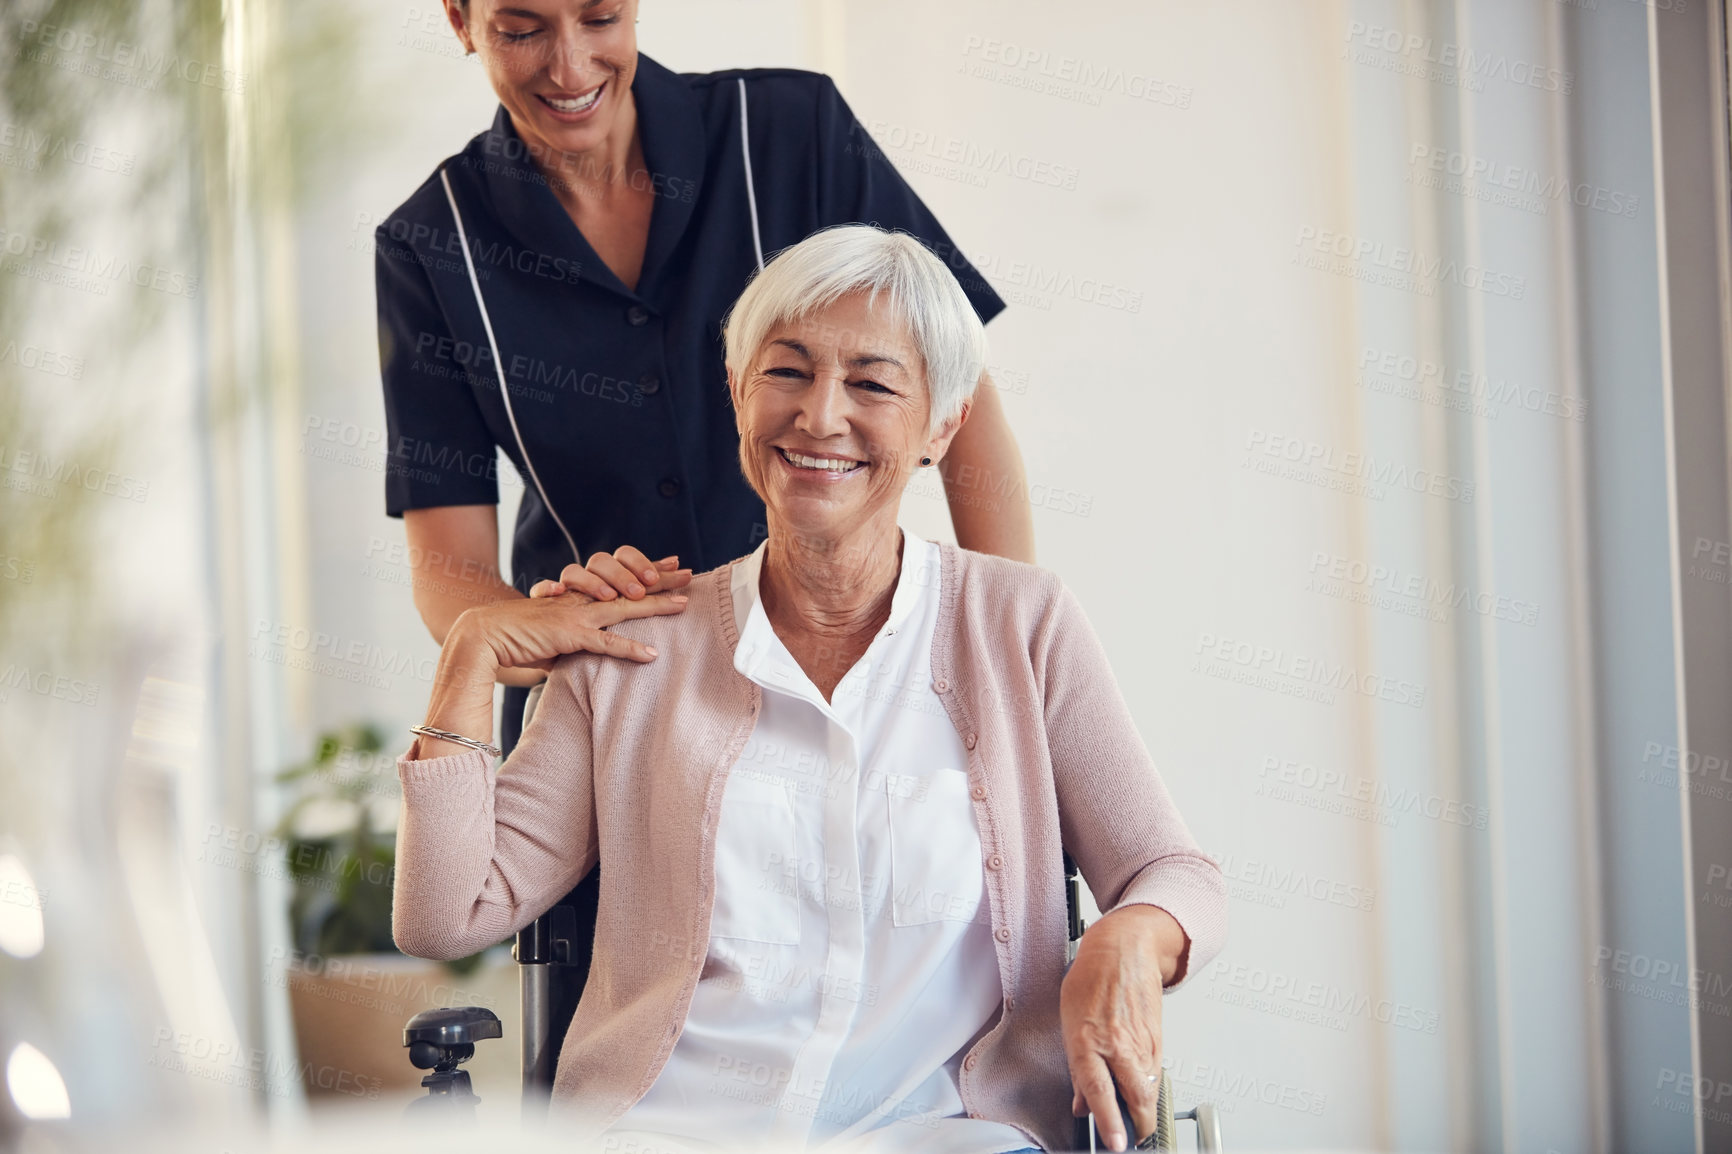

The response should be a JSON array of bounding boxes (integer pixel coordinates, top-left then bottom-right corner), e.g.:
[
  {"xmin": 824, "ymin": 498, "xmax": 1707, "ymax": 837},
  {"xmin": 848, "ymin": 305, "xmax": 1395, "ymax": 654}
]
[
  {"xmin": 709, "ymin": 773, "xmax": 801, "ymax": 945},
  {"xmin": 886, "ymin": 767, "xmax": 988, "ymax": 928}
]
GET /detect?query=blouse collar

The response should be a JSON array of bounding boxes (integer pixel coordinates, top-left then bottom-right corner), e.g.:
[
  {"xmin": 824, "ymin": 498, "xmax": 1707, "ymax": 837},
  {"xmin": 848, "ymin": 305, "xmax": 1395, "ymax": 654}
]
[{"xmin": 730, "ymin": 528, "xmax": 934, "ymax": 688}]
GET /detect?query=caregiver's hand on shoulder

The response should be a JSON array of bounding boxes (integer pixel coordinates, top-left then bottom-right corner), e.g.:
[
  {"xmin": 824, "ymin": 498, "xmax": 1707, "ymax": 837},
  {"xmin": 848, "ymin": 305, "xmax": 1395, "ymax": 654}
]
[
  {"xmin": 528, "ymin": 547, "xmax": 693, "ymax": 603},
  {"xmin": 1059, "ymin": 904, "xmax": 1191, "ymax": 1153}
]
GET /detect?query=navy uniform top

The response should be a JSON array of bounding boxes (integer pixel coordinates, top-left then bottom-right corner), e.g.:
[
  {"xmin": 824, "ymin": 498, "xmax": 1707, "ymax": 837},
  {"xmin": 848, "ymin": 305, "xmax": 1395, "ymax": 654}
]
[{"xmin": 376, "ymin": 53, "xmax": 1006, "ymax": 591}]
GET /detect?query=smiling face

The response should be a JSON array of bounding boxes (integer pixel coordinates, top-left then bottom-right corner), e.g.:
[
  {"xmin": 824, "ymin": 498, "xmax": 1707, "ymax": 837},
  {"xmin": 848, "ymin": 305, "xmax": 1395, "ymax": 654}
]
[
  {"xmin": 446, "ymin": 0, "xmax": 638, "ymax": 161},
  {"xmin": 730, "ymin": 292, "xmax": 969, "ymax": 546}
]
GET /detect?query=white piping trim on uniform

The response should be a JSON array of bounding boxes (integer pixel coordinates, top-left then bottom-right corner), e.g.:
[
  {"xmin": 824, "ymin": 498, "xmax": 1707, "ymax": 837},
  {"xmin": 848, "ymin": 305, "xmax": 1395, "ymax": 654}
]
[
  {"xmin": 738, "ymin": 77, "xmax": 766, "ymax": 273},
  {"xmin": 440, "ymin": 166, "xmax": 582, "ymax": 566}
]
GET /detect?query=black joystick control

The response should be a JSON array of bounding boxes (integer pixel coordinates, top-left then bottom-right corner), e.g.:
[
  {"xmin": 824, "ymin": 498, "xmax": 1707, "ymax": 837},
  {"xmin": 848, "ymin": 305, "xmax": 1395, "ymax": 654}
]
[{"xmin": 403, "ymin": 1006, "xmax": 503, "ymax": 1119}]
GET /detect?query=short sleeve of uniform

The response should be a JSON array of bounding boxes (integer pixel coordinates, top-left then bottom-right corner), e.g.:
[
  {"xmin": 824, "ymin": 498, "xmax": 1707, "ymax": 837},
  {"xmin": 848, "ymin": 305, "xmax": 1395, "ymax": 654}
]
[
  {"xmin": 375, "ymin": 227, "xmax": 500, "ymax": 516},
  {"xmin": 812, "ymin": 77, "xmax": 1007, "ymax": 327}
]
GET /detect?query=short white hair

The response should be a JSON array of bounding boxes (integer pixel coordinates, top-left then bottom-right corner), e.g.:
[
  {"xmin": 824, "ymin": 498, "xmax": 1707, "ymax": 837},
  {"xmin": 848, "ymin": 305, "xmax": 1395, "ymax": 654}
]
[{"xmin": 722, "ymin": 225, "xmax": 987, "ymax": 433}]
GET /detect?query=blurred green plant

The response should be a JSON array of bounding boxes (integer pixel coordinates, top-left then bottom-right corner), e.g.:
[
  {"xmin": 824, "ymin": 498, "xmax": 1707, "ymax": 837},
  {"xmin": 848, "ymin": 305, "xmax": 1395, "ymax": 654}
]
[
  {"xmin": 0, "ymin": 2, "xmax": 168, "ymax": 637},
  {"xmin": 0, "ymin": 0, "xmax": 369, "ymax": 657},
  {"xmin": 0, "ymin": 0, "xmax": 183, "ymax": 844},
  {"xmin": 274, "ymin": 722, "xmax": 397, "ymax": 957},
  {"xmin": 274, "ymin": 722, "xmax": 486, "ymax": 975}
]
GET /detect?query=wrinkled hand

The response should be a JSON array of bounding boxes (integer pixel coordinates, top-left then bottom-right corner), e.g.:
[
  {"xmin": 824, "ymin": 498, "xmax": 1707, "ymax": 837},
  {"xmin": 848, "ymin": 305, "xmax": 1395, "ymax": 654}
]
[
  {"xmin": 529, "ymin": 547, "xmax": 693, "ymax": 603},
  {"xmin": 1060, "ymin": 905, "xmax": 1188, "ymax": 1152},
  {"xmin": 417, "ymin": 587, "xmax": 689, "ymax": 759},
  {"xmin": 451, "ymin": 585, "xmax": 688, "ymax": 676}
]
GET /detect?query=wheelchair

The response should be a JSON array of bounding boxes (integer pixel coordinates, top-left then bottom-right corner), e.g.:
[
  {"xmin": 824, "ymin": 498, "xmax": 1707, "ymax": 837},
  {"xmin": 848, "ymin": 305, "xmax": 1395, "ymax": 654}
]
[{"xmin": 403, "ymin": 698, "xmax": 1222, "ymax": 1151}]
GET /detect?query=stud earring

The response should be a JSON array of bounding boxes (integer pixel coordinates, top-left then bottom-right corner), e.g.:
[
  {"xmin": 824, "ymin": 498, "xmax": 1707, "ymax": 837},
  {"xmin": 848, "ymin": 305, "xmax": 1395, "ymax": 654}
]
[{"xmin": 920, "ymin": 456, "xmax": 934, "ymax": 467}]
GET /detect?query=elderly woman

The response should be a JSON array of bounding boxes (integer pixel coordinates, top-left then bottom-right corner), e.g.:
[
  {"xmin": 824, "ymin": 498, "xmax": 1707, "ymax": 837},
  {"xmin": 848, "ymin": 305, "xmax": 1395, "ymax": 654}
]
[{"xmin": 393, "ymin": 226, "xmax": 1226, "ymax": 1154}]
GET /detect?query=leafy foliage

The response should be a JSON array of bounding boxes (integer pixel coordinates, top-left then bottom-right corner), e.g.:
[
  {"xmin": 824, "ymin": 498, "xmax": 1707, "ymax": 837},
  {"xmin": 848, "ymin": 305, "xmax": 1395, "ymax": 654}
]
[{"xmin": 274, "ymin": 723, "xmax": 486, "ymax": 974}]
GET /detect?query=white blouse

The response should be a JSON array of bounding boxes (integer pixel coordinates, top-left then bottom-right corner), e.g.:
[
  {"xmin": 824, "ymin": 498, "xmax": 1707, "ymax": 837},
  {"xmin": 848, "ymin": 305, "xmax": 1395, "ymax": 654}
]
[{"xmin": 607, "ymin": 531, "xmax": 1037, "ymax": 1153}]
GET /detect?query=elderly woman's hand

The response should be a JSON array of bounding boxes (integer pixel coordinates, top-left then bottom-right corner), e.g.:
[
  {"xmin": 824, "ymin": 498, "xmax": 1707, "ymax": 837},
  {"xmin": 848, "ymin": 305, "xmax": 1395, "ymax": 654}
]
[
  {"xmin": 416, "ymin": 588, "xmax": 689, "ymax": 760},
  {"xmin": 528, "ymin": 548, "xmax": 693, "ymax": 603},
  {"xmin": 454, "ymin": 586, "xmax": 687, "ymax": 673},
  {"xmin": 1060, "ymin": 904, "xmax": 1191, "ymax": 1152}
]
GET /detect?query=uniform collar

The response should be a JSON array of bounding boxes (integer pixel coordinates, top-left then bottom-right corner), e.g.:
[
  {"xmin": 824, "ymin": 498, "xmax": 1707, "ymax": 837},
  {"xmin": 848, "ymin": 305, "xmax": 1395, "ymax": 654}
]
[
  {"xmin": 730, "ymin": 529, "xmax": 934, "ymax": 693},
  {"xmin": 472, "ymin": 105, "xmax": 598, "ymax": 288},
  {"xmin": 473, "ymin": 52, "xmax": 704, "ymax": 303},
  {"xmin": 630, "ymin": 53, "xmax": 705, "ymax": 302}
]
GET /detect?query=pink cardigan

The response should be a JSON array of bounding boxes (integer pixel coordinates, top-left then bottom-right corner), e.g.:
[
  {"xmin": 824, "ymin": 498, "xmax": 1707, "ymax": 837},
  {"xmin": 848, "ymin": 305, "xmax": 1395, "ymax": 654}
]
[{"xmin": 393, "ymin": 545, "xmax": 1226, "ymax": 1152}]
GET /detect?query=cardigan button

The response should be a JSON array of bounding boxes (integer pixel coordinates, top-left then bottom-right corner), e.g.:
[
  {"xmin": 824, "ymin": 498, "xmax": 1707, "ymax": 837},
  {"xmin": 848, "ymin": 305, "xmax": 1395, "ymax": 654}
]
[
  {"xmin": 995, "ymin": 926, "xmax": 1012, "ymax": 943},
  {"xmin": 963, "ymin": 1054, "xmax": 979, "ymax": 1072},
  {"xmin": 971, "ymin": 784, "xmax": 988, "ymax": 801},
  {"xmin": 1005, "ymin": 996, "xmax": 1015, "ymax": 1011},
  {"xmin": 965, "ymin": 732, "xmax": 978, "ymax": 750},
  {"xmin": 986, "ymin": 854, "xmax": 1004, "ymax": 871},
  {"xmin": 933, "ymin": 678, "xmax": 950, "ymax": 693}
]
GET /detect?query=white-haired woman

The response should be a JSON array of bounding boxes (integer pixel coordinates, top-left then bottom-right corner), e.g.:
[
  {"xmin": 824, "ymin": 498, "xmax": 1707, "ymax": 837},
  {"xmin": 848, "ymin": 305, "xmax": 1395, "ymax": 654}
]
[{"xmin": 393, "ymin": 226, "xmax": 1227, "ymax": 1154}]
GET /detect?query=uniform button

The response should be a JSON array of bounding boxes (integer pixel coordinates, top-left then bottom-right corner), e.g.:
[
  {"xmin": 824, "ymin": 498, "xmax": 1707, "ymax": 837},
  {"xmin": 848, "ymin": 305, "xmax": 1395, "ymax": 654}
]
[
  {"xmin": 965, "ymin": 733, "xmax": 978, "ymax": 750},
  {"xmin": 963, "ymin": 1054, "xmax": 979, "ymax": 1072},
  {"xmin": 971, "ymin": 784, "xmax": 988, "ymax": 801},
  {"xmin": 626, "ymin": 304, "xmax": 650, "ymax": 326},
  {"xmin": 933, "ymin": 678, "xmax": 950, "ymax": 693},
  {"xmin": 637, "ymin": 373, "xmax": 660, "ymax": 396},
  {"xmin": 986, "ymin": 854, "xmax": 1004, "ymax": 871},
  {"xmin": 995, "ymin": 926, "xmax": 1012, "ymax": 943},
  {"xmin": 658, "ymin": 478, "xmax": 682, "ymax": 498}
]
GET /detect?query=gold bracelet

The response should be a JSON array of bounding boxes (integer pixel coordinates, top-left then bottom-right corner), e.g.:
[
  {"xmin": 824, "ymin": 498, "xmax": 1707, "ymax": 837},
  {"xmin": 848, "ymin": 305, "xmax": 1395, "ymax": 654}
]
[{"xmin": 410, "ymin": 725, "xmax": 501, "ymax": 759}]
